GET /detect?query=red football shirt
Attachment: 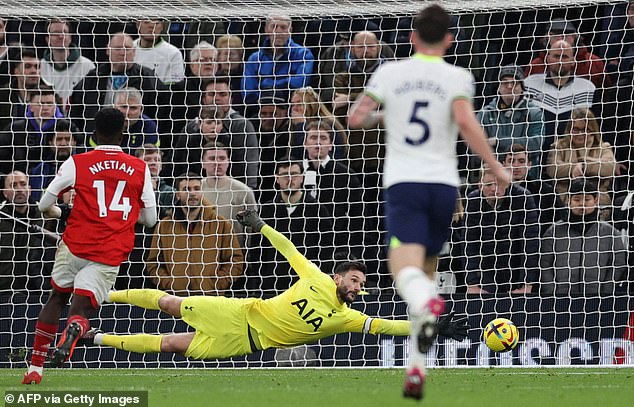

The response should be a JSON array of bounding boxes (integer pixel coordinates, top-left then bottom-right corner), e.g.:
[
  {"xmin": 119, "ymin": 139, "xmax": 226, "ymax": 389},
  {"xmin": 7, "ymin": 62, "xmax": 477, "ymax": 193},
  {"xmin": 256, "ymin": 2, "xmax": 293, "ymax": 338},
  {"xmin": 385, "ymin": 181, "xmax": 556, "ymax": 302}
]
[{"xmin": 46, "ymin": 145, "xmax": 156, "ymax": 266}]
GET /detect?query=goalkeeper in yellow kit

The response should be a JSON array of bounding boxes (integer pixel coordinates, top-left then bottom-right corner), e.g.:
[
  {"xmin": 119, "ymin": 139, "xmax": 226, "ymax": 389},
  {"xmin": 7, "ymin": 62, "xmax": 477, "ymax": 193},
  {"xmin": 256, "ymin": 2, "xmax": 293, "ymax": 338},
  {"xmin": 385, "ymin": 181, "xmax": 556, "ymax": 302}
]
[{"xmin": 89, "ymin": 210, "xmax": 468, "ymax": 360}]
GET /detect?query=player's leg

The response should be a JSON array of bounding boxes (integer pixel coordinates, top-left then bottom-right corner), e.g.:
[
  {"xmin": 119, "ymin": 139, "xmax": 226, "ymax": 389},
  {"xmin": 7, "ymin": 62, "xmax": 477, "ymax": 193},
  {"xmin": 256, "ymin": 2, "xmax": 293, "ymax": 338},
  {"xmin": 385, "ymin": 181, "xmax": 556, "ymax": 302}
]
[
  {"xmin": 386, "ymin": 183, "xmax": 456, "ymax": 400},
  {"xmin": 386, "ymin": 184, "xmax": 447, "ymax": 322},
  {"xmin": 108, "ymin": 289, "xmax": 175, "ymax": 313},
  {"xmin": 51, "ymin": 256, "xmax": 118, "ymax": 367},
  {"xmin": 23, "ymin": 243, "xmax": 76, "ymax": 384},
  {"xmin": 22, "ymin": 288, "xmax": 72, "ymax": 384},
  {"xmin": 92, "ymin": 332, "xmax": 195, "ymax": 355},
  {"xmin": 90, "ymin": 295, "xmax": 190, "ymax": 355},
  {"xmin": 50, "ymin": 294, "xmax": 96, "ymax": 368},
  {"xmin": 390, "ymin": 242, "xmax": 439, "ymax": 400}
]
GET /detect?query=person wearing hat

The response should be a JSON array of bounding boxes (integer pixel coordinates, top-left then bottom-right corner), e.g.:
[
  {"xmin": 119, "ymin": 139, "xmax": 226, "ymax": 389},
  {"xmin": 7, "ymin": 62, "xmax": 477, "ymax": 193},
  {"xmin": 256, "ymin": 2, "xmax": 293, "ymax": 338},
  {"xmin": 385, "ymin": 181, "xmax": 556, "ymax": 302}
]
[
  {"xmin": 540, "ymin": 178, "xmax": 627, "ymax": 297},
  {"xmin": 476, "ymin": 64, "xmax": 544, "ymax": 180},
  {"xmin": 525, "ymin": 18, "xmax": 609, "ymax": 88}
]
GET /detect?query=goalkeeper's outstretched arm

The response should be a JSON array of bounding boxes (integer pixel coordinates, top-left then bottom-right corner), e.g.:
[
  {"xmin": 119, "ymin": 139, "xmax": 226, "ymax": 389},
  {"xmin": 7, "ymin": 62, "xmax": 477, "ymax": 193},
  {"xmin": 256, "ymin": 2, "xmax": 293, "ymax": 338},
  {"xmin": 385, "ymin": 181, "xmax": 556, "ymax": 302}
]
[
  {"xmin": 237, "ymin": 210, "xmax": 315, "ymax": 278},
  {"xmin": 355, "ymin": 313, "xmax": 469, "ymax": 341}
]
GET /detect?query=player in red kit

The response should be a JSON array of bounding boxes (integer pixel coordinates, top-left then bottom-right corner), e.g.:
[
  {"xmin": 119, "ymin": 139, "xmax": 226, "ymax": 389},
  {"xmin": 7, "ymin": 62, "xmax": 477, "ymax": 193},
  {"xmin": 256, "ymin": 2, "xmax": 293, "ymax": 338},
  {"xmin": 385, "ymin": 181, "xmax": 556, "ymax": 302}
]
[{"xmin": 22, "ymin": 108, "xmax": 157, "ymax": 384}]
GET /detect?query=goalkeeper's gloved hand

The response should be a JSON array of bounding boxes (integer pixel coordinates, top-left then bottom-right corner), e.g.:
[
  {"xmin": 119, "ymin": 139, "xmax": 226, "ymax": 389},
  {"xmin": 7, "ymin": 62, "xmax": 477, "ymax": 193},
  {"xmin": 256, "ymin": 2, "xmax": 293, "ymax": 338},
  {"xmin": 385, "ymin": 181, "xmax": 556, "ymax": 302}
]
[
  {"xmin": 437, "ymin": 311, "xmax": 470, "ymax": 341},
  {"xmin": 58, "ymin": 204, "xmax": 72, "ymax": 223},
  {"xmin": 236, "ymin": 209, "xmax": 266, "ymax": 232}
]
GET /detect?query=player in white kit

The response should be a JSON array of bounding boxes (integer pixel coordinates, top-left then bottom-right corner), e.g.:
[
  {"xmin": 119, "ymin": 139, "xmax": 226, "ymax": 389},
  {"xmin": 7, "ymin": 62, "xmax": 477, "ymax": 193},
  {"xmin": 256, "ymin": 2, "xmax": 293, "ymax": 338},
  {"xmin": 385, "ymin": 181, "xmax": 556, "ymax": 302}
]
[{"xmin": 349, "ymin": 4, "xmax": 510, "ymax": 400}]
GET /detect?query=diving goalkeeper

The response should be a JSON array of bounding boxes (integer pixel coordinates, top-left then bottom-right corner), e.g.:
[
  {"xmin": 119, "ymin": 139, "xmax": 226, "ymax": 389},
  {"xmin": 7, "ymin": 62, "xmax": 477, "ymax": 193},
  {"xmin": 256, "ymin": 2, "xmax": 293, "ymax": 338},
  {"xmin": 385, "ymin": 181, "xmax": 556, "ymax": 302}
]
[{"xmin": 89, "ymin": 210, "xmax": 468, "ymax": 360}]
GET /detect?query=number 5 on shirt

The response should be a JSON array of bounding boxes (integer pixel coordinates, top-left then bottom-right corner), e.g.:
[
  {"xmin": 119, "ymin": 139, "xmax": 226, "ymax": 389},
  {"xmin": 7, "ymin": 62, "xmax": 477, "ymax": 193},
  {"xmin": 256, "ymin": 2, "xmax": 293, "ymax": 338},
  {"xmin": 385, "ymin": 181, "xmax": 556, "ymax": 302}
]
[{"xmin": 406, "ymin": 101, "xmax": 430, "ymax": 146}]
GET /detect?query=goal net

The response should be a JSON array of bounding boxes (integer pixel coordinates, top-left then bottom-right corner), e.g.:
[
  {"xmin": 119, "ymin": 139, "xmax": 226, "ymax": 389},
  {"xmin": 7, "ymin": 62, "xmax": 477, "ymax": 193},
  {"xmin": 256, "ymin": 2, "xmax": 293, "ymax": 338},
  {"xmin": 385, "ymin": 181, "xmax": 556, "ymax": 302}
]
[{"xmin": 0, "ymin": 0, "xmax": 633, "ymax": 368}]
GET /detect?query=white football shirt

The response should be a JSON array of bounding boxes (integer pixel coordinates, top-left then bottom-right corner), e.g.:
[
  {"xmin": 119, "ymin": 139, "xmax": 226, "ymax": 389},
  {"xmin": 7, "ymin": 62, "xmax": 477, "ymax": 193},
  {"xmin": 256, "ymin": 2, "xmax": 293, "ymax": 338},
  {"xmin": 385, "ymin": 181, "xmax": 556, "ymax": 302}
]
[{"xmin": 366, "ymin": 53, "xmax": 474, "ymax": 188}]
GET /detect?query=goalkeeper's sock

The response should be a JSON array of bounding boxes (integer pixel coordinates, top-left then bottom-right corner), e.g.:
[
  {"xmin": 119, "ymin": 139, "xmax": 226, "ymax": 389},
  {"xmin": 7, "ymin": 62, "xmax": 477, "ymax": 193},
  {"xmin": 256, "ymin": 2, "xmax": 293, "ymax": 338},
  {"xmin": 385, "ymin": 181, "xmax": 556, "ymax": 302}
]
[
  {"xmin": 395, "ymin": 266, "xmax": 436, "ymax": 315},
  {"xmin": 109, "ymin": 289, "xmax": 167, "ymax": 310},
  {"xmin": 30, "ymin": 321, "xmax": 57, "ymax": 368},
  {"xmin": 97, "ymin": 334, "xmax": 163, "ymax": 354}
]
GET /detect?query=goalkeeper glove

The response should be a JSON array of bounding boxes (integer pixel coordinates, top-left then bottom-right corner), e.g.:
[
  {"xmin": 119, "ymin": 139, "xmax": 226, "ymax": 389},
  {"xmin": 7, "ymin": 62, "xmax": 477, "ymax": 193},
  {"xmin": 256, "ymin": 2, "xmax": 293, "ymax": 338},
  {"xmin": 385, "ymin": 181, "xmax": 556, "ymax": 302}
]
[
  {"xmin": 437, "ymin": 311, "xmax": 470, "ymax": 341},
  {"xmin": 236, "ymin": 209, "xmax": 266, "ymax": 232}
]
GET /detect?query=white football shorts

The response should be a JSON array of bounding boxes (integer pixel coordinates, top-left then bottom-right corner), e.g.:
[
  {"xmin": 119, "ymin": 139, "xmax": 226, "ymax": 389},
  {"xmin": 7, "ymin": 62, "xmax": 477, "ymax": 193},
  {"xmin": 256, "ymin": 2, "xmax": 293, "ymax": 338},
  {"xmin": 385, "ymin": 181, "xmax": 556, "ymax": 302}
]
[{"xmin": 50, "ymin": 241, "xmax": 119, "ymax": 306}]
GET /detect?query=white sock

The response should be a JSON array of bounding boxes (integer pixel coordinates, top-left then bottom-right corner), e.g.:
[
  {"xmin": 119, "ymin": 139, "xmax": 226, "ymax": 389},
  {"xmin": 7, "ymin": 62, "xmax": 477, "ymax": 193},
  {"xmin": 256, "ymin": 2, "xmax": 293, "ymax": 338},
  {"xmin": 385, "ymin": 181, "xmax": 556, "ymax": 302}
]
[
  {"xmin": 408, "ymin": 343, "xmax": 427, "ymax": 372},
  {"xmin": 28, "ymin": 365, "xmax": 43, "ymax": 375},
  {"xmin": 395, "ymin": 266, "xmax": 436, "ymax": 315},
  {"xmin": 94, "ymin": 333, "xmax": 104, "ymax": 345}
]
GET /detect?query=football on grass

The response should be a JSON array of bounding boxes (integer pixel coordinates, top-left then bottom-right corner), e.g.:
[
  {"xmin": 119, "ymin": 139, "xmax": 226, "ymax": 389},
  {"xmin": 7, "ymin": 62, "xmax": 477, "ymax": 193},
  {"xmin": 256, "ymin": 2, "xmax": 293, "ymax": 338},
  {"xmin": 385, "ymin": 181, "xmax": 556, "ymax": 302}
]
[{"xmin": 484, "ymin": 318, "xmax": 519, "ymax": 352}]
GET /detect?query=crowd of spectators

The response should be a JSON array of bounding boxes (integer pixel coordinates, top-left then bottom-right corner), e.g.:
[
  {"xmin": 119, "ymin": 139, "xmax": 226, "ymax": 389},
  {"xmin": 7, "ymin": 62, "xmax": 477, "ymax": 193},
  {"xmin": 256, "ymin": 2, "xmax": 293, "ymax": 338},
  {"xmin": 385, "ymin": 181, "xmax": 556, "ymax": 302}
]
[{"xmin": 1, "ymin": 3, "xmax": 634, "ymax": 299}]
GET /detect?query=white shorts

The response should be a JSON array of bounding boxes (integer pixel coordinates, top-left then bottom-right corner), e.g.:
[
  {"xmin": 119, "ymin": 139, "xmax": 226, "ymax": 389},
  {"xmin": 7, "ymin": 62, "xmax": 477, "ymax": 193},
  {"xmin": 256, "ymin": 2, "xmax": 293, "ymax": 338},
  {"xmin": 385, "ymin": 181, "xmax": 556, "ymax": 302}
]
[{"xmin": 51, "ymin": 241, "xmax": 119, "ymax": 307}]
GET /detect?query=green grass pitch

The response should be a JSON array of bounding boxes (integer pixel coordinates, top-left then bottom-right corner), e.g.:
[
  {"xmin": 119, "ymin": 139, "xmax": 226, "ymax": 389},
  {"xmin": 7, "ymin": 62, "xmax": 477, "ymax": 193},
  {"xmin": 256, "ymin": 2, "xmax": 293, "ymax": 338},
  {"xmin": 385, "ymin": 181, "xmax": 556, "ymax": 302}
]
[{"xmin": 1, "ymin": 368, "xmax": 633, "ymax": 406}]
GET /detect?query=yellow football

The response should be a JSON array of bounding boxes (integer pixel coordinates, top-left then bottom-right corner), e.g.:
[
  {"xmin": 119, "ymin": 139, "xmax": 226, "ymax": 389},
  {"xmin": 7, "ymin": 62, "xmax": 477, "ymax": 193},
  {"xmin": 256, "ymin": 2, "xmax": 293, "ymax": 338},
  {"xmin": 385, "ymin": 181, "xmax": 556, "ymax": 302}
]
[{"xmin": 484, "ymin": 318, "xmax": 519, "ymax": 353}]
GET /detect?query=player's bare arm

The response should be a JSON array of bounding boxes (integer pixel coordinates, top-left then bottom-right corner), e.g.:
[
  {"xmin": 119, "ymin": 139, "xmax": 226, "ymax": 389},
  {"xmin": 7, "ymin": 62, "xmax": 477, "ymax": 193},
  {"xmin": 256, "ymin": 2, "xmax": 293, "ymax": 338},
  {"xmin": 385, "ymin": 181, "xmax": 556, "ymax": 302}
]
[
  {"xmin": 452, "ymin": 98, "xmax": 511, "ymax": 190},
  {"xmin": 38, "ymin": 191, "xmax": 63, "ymax": 219},
  {"xmin": 348, "ymin": 94, "xmax": 383, "ymax": 129}
]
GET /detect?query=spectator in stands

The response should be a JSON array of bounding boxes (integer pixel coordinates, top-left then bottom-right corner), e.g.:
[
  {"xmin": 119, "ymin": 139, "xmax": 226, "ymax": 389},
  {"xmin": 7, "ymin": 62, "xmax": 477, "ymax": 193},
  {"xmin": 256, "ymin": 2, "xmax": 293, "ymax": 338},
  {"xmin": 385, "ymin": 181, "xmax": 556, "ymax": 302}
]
[
  {"xmin": 169, "ymin": 41, "xmax": 218, "ymax": 143},
  {"xmin": 546, "ymin": 108, "xmax": 616, "ymax": 215},
  {"xmin": 174, "ymin": 105, "xmax": 227, "ymax": 177},
  {"xmin": 201, "ymin": 141, "xmax": 257, "ymax": 247},
  {"xmin": 541, "ymin": 179, "xmax": 626, "ymax": 296},
  {"xmin": 242, "ymin": 15, "xmax": 314, "ymax": 106},
  {"xmin": 502, "ymin": 144, "xmax": 564, "ymax": 235},
  {"xmin": 0, "ymin": 47, "xmax": 42, "ymax": 130},
  {"xmin": 116, "ymin": 144, "xmax": 174, "ymax": 290},
  {"xmin": 145, "ymin": 172, "xmax": 244, "ymax": 296},
  {"xmin": 109, "ymin": 87, "xmax": 159, "ymax": 155},
  {"xmin": 526, "ymin": 18, "xmax": 609, "ymax": 88},
  {"xmin": 253, "ymin": 91, "xmax": 293, "ymax": 203},
  {"xmin": 0, "ymin": 19, "xmax": 8, "ymax": 88},
  {"xmin": 524, "ymin": 39, "xmax": 596, "ymax": 147},
  {"xmin": 465, "ymin": 165, "xmax": 539, "ymax": 294},
  {"xmin": 601, "ymin": 2, "xmax": 634, "ymax": 84},
  {"xmin": 0, "ymin": 171, "xmax": 53, "ymax": 291},
  {"xmin": 174, "ymin": 100, "xmax": 257, "ymax": 189},
  {"xmin": 29, "ymin": 119, "xmax": 78, "ymax": 202},
  {"xmin": 215, "ymin": 34, "xmax": 244, "ymax": 108},
  {"xmin": 318, "ymin": 30, "xmax": 393, "ymax": 116},
  {"xmin": 299, "ymin": 120, "xmax": 365, "ymax": 258},
  {"xmin": 70, "ymin": 32, "xmax": 166, "ymax": 133},
  {"xmin": 182, "ymin": 41, "xmax": 217, "ymax": 115},
  {"xmin": 289, "ymin": 87, "xmax": 348, "ymax": 159},
  {"xmin": 477, "ymin": 65, "xmax": 544, "ymax": 180},
  {"xmin": 0, "ymin": 86, "xmax": 65, "ymax": 174},
  {"xmin": 134, "ymin": 19, "xmax": 185, "ymax": 85},
  {"xmin": 40, "ymin": 18, "xmax": 95, "ymax": 109},
  {"xmin": 318, "ymin": 30, "xmax": 390, "ymax": 178},
  {"xmin": 136, "ymin": 144, "xmax": 174, "ymax": 219},
  {"xmin": 246, "ymin": 160, "xmax": 333, "ymax": 297},
  {"xmin": 202, "ymin": 77, "xmax": 258, "ymax": 187}
]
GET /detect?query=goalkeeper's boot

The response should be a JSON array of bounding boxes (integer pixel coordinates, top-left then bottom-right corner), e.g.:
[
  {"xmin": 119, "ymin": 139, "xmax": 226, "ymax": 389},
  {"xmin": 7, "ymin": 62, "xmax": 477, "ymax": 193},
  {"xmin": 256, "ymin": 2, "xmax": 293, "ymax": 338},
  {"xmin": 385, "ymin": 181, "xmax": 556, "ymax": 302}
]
[
  {"xmin": 50, "ymin": 322, "xmax": 82, "ymax": 367},
  {"xmin": 77, "ymin": 328, "xmax": 103, "ymax": 346},
  {"xmin": 21, "ymin": 371, "xmax": 42, "ymax": 385},
  {"xmin": 402, "ymin": 367, "xmax": 425, "ymax": 400},
  {"xmin": 416, "ymin": 297, "xmax": 445, "ymax": 353}
]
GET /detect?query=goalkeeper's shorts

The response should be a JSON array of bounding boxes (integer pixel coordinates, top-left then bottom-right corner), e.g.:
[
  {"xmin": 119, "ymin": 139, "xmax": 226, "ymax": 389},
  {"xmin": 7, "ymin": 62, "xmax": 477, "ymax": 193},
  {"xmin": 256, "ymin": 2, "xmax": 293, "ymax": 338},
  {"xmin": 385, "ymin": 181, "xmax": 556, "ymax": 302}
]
[
  {"xmin": 181, "ymin": 295, "xmax": 260, "ymax": 360},
  {"xmin": 385, "ymin": 182, "xmax": 458, "ymax": 256}
]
